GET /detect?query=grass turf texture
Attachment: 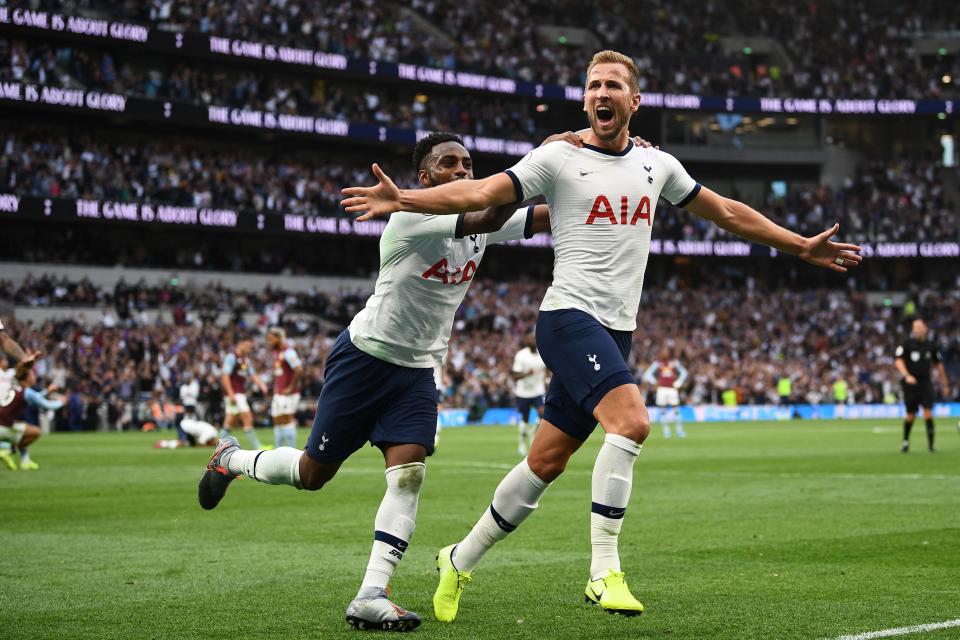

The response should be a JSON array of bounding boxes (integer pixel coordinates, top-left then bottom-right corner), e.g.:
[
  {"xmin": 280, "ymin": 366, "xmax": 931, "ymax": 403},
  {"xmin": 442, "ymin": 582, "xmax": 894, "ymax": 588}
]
[{"xmin": 2, "ymin": 419, "xmax": 959, "ymax": 640}]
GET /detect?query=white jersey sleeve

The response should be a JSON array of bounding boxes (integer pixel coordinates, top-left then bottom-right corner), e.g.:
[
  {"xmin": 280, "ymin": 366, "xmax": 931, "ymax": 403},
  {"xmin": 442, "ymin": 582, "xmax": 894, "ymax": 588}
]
[
  {"xmin": 388, "ymin": 211, "xmax": 459, "ymax": 239},
  {"xmin": 512, "ymin": 350, "xmax": 525, "ymax": 374},
  {"xmin": 283, "ymin": 347, "xmax": 302, "ymax": 368},
  {"xmin": 503, "ymin": 141, "xmax": 574, "ymax": 202},
  {"xmin": 658, "ymin": 151, "xmax": 700, "ymax": 206},
  {"xmin": 486, "ymin": 207, "xmax": 534, "ymax": 245},
  {"xmin": 222, "ymin": 353, "xmax": 236, "ymax": 374}
]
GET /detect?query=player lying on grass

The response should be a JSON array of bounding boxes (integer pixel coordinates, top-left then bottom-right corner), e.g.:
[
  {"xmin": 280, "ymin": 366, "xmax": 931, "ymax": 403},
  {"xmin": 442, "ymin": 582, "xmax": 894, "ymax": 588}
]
[
  {"xmin": 0, "ymin": 360, "xmax": 64, "ymax": 470},
  {"xmin": 155, "ymin": 414, "xmax": 220, "ymax": 449},
  {"xmin": 342, "ymin": 49, "xmax": 863, "ymax": 622},
  {"xmin": 195, "ymin": 130, "xmax": 600, "ymax": 632}
]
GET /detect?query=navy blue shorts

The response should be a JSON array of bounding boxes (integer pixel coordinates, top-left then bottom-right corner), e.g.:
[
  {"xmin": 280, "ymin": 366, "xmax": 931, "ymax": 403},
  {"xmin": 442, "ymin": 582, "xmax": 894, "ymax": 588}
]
[
  {"xmin": 305, "ymin": 330, "xmax": 438, "ymax": 463},
  {"xmin": 516, "ymin": 395, "xmax": 544, "ymax": 420},
  {"xmin": 536, "ymin": 309, "xmax": 635, "ymax": 441}
]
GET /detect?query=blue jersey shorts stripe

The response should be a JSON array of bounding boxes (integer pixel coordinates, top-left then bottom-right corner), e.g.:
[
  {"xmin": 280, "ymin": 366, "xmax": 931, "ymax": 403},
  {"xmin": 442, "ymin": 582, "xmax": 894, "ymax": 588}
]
[
  {"xmin": 374, "ymin": 530, "xmax": 409, "ymax": 551},
  {"xmin": 489, "ymin": 504, "xmax": 518, "ymax": 532},
  {"xmin": 591, "ymin": 502, "xmax": 627, "ymax": 519}
]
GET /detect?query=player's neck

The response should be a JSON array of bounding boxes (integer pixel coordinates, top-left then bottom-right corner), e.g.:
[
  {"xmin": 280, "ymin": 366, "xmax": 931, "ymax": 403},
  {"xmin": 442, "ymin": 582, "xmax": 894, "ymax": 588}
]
[{"xmin": 582, "ymin": 129, "xmax": 631, "ymax": 153}]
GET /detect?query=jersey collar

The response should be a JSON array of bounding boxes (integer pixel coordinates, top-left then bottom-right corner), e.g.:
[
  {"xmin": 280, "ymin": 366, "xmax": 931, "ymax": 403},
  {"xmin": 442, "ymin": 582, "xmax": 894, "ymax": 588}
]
[{"xmin": 581, "ymin": 139, "xmax": 634, "ymax": 156}]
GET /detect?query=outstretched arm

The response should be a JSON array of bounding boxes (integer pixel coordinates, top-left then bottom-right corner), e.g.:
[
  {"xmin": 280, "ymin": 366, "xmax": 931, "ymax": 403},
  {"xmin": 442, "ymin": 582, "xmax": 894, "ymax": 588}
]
[
  {"xmin": 342, "ymin": 164, "xmax": 517, "ymax": 221},
  {"xmin": 684, "ymin": 186, "xmax": 862, "ymax": 272},
  {"xmin": 0, "ymin": 328, "xmax": 38, "ymax": 364},
  {"xmin": 461, "ymin": 203, "xmax": 550, "ymax": 236}
]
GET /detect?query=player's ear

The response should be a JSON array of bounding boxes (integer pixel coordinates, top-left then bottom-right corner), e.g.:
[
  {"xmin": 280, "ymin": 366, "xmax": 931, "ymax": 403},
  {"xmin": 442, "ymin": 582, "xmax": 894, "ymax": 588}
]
[
  {"xmin": 418, "ymin": 168, "xmax": 431, "ymax": 187},
  {"xmin": 631, "ymin": 91, "xmax": 641, "ymax": 113}
]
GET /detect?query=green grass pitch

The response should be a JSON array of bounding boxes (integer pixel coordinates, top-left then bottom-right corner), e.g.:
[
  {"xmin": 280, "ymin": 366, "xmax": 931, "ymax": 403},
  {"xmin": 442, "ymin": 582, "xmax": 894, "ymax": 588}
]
[{"xmin": 2, "ymin": 419, "xmax": 959, "ymax": 640}]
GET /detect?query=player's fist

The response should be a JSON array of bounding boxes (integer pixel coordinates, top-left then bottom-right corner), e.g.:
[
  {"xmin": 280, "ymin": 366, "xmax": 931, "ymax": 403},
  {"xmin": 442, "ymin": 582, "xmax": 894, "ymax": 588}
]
[{"xmin": 904, "ymin": 375, "xmax": 917, "ymax": 385}]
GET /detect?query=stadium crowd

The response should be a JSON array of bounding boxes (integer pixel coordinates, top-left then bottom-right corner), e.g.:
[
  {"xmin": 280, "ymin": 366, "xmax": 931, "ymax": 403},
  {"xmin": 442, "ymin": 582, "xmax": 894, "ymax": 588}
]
[
  {"xmin": 3, "ymin": 275, "xmax": 957, "ymax": 431},
  {"xmin": 3, "ymin": 130, "xmax": 957, "ymax": 242},
  {"xmin": 0, "ymin": 37, "xmax": 545, "ymax": 141},
  {"xmin": 9, "ymin": 0, "xmax": 958, "ymax": 98}
]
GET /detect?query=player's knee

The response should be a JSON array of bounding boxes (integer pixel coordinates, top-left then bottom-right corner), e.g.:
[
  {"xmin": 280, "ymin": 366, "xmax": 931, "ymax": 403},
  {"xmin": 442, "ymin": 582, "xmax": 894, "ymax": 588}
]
[
  {"xmin": 299, "ymin": 472, "xmax": 329, "ymax": 491},
  {"xmin": 526, "ymin": 452, "xmax": 566, "ymax": 483},
  {"xmin": 608, "ymin": 413, "xmax": 649, "ymax": 444},
  {"xmin": 298, "ymin": 461, "xmax": 337, "ymax": 491}
]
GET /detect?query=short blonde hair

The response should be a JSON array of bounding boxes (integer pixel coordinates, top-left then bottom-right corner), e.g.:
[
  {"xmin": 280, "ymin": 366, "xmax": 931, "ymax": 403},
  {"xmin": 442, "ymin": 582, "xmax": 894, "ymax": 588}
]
[{"xmin": 586, "ymin": 50, "xmax": 639, "ymax": 94}]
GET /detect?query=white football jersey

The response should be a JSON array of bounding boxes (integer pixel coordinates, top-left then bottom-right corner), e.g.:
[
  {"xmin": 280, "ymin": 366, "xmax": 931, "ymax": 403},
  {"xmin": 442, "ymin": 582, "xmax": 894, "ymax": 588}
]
[
  {"xmin": 0, "ymin": 368, "xmax": 13, "ymax": 399},
  {"xmin": 350, "ymin": 207, "xmax": 533, "ymax": 368},
  {"xmin": 512, "ymin": 347, "xmax": 547, "ymax": 398},
  {"xmin": 180, "ymin": 418, "xmax": 218, "ymax": 444},
  {"xmin": 179, "ymin": 380, "xmax": 200, "ymax": 406},
  {"xmin": 505, "ymin": 140, "xmax": 699, "ymax": 330}
]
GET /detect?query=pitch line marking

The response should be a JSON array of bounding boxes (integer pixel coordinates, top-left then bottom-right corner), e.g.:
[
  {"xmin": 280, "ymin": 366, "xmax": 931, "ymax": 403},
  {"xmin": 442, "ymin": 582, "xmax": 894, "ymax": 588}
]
[{"xmin": 834, "ymin": 618, "xmax": 960, "ymax": 640}]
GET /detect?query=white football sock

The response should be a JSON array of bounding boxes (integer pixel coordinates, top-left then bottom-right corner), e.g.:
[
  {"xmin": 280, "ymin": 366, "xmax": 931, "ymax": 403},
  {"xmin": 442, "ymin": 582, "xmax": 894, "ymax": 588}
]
[
  {"xmin": 19, "ymin": 450, "xmax": 31, "ymax": 464},
  {"xmin": 518, "ymin": 422, "xmax": 528, "ymax": 453},
  {"xmin": 273, "ymin": 424, "xmax": 297, "ymax": 448},
  {"xmin": 360, "ymin": 462, "xmax": 425, "ymax": 592},
  {"xmin": 226, "ymin": 447, "xmax": 302, "ymax": 488},
  {"xmin": 453, "ymin": 459, "xmax": 549, "ymax": 572},
  {"xmin": 244, "ymin": 428, "xmax": 261, "ymax": 449},
  {"xmin": 590, "ymin": 433, "xmax": 642, "ymax": 580}
]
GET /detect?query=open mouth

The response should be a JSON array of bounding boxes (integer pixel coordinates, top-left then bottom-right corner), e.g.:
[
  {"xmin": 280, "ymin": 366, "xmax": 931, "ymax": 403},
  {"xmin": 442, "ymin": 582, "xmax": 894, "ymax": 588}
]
[{"xmin": 596, "ymin": 106, "xmax": 614, "ymax": 125}]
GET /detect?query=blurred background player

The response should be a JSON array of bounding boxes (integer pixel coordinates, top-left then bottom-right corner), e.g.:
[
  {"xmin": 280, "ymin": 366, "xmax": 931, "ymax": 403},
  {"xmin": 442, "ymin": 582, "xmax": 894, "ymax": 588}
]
[
  {"xmin": 220, "ymin": 338, "xmax": 268, "ymax": 449},
  {"xmin": 0, "ymin": 361, "xmax": 63, "ymax": 470},
  {"xmin": 266, "ymin": 327, "xmax": 303, "ymax": 449},
  {"xmin": 895, "ymin": 318, "xmax": 949, "ymax": 453},
  {"xmin": 179, "ymin": 371, "xmax": 200, "ymax": 420},
  {"xmin": 434, "ymin": 361, "xmax": 448, "ymax": 450},
  {"xmin": 643, "ymin": 348, "xmax": 688, "ymax": 438},
  {"xmin": 155, "ymin": 416, "xmax": 219, "ymax": 449},
  {"xmin": 512, "ymin": 334, "xmax": 547, "ymax": 456},
  {"xmin": 1, "ymin": 318, "xmax": 39, "ymax": 365}
]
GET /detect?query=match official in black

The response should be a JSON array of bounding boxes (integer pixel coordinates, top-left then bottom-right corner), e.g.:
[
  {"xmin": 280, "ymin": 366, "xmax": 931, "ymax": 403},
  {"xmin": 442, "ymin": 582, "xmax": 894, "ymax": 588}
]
[{"xmin": 894, "ymin": 318, "xmax": 949, "ymax": 453}]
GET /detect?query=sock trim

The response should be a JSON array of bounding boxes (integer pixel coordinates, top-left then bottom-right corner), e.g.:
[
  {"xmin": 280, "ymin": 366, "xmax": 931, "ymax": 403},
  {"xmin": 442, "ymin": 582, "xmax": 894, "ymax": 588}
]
[
  {"xmin": 385, "ymin": 461, "xmax": 426, "ymax": 475},
  {"xmin": 251, "ymin": 450, "xmax": 264, "ymax": 479},
  {"xmin": 488, "ymin": 504, "xmax": 518, "ymax": 532},
  {"xmin": 591, "ymin": 501, "xmax": 627, "ymax": 519},
  {"xmin": 520, "ymin": 459, "xmax": 549, "ymax": 489},
  {"xmin": 373, "ymin": 529, "xmax": 409, "ymax": 551},
  {"xmin": 604, "ymin": 432, "xmax": 642, "ymax": 455}
]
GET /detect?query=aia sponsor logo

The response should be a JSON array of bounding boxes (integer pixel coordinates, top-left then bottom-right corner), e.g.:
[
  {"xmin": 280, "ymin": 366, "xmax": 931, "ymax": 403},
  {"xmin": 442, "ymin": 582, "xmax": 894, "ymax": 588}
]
[
  {"xmin": 421, "ymin": 258, "xmax": 477, "ymax": 285},
  {"xmin": 585, "ymin": 195, "xmax": 652, "ymax": 226}
]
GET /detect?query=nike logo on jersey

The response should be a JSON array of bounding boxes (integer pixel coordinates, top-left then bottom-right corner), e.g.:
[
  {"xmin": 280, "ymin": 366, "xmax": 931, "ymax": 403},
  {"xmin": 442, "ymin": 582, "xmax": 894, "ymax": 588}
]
[{"xmin": 579, "ymin": 169, "xmax": 598, "ymax": 176}]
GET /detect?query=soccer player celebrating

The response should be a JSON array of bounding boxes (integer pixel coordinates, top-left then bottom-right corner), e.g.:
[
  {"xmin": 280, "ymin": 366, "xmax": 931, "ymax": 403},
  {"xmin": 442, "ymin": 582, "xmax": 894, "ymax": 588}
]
[
  {"xmin": 342, "ymin": 50, "xmax": 863, "ymax": 621},
  {"xmin": 198, "ymin": 131, "xmax": 552, "ymax": 631},
  {"xmin": 219, "ymin": 338, "xmax": 268, "ymax": 449},
  {"xmin": 642, "ymin": 348, "xmax": 688, "ymax": 438},
  {"xmin": 895, "ymin": 318, "xmax": 949, "ymax": 453},
  {"xmin": 0, "ymin": 360, "xmax": 63, "ymax": 470},
  {"xmin": 512, "ymin": 333, "xmax": 547, "ymax": 456},
  {"xmin": 266, "ymin": 327, "xmax": 303, "ymax": 449}
]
